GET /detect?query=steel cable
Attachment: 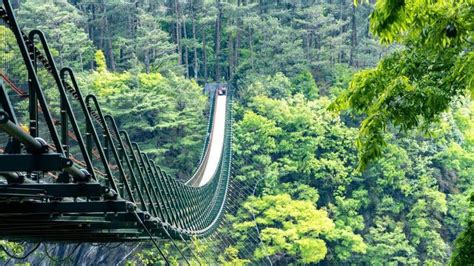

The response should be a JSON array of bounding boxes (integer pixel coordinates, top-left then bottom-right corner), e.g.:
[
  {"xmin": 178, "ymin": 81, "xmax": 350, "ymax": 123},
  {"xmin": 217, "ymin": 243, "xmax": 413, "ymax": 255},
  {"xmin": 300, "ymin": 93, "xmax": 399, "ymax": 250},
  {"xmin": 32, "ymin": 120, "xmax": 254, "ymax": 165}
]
[
  {"xmin": 131, "ymin": 210, "xmax": 171, "ymax": 265},
  {"xmin": 43, "ymin": 243, "xmax": 82, "ymax": 264}
]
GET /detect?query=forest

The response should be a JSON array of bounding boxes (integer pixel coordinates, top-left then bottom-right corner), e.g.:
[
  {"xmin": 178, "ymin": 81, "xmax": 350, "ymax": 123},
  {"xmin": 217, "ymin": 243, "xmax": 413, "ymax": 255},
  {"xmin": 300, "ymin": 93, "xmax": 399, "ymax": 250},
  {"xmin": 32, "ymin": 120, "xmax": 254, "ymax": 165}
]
[{"xmin": 0, "ymin": 0, "xmax": 473, "ymax": 265}]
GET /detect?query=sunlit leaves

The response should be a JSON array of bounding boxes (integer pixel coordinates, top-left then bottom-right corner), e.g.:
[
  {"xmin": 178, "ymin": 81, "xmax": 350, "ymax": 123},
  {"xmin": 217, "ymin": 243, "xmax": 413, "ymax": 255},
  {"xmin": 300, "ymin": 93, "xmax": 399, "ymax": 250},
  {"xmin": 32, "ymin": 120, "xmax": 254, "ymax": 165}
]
[
  {"xmin": 219, "ymin": 247, "xmax": 250, "ymax": 265},
  {"xmin": 450, "ymin": 193, "xmax": 474, "ymax": 265},
  {"xmin": 230, "ymin": 194, "xmax": 366, "ymax": 264},
  {"xmin": 0, "ymin": 241, "xmax": 26, "ymax": 261},
  {"xmin": 233, "ymin": 194, "xmax": 335, "ymax": 264},
  {"xmin": 95, "ymin": 50, "xmax": 107, "ymax": 73},
  {"xmin": 333, "ymin": 39, "xmax": 473, "ymax": 170},
  {"xmin": 369, "ymin": 0, "xmax": 407, "ymax": 44},
  {"xmin": 85, "ymin": 67, "xmax": 206, "ymax": 177},
  {"xmin": 370, "ymin": 0, "xmax": 472, "ymax": 47}
]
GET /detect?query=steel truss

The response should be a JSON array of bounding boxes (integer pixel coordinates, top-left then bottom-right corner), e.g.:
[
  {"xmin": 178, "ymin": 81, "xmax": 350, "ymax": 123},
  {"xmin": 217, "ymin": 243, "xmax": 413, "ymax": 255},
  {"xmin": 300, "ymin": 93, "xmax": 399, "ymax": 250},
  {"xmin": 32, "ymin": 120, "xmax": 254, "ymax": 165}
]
[{"xmin": 0, "ymin": 0, "xmax": 232, "ymax": 243}]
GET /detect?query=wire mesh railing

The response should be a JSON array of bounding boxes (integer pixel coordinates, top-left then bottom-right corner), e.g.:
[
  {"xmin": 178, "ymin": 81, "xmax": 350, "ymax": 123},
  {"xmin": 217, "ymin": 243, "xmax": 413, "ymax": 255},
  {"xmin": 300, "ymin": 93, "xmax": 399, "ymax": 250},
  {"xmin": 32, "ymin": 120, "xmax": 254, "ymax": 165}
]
[{"xmin": 0, "ymin": 0, "xmax": 232, "ymax": 245}]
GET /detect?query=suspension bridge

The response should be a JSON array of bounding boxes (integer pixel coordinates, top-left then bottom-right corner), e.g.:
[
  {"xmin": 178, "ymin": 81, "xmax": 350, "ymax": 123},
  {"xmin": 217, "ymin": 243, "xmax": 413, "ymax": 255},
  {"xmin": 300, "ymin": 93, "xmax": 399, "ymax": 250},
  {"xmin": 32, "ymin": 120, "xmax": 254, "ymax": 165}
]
[{"xmin": 0, "ymin": 0, "xmax": 233, "ymax": 260}]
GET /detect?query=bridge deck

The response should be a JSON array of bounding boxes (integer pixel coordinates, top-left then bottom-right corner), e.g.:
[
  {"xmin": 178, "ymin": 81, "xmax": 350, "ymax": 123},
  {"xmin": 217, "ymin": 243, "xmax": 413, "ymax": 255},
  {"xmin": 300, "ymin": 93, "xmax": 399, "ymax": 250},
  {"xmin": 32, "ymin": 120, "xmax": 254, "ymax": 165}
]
[{"xmin": 189, "ymin": 93, "xmax": 227, "ymax": 187}]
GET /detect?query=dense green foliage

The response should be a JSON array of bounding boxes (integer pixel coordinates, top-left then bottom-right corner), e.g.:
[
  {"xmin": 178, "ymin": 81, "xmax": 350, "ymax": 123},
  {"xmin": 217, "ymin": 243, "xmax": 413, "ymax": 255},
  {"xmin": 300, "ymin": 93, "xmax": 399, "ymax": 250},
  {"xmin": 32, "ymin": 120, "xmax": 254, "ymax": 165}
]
[
  {"xmin": 450, "ymin": 193, "xmax": 474, "ymax": 266},
  {"xmin": 332, "ymin": 0, "xmax": 473, "ymax": 170},
  {"xmin": 1, "ymin": 0, "xmax": 472, "ymax": 264},
  {"xmin": 12, "ymin": 0, "xmax": 386, "ymax": 82},
  {"xmin": 82, "ymin": 51, "xmax": 207, "ymax": 178},
  {"xmin": 220, "ymin": 75, "xmax": 473, "ymax": 264},
  {"xmin": 332, "ymin": 0, "xmax": 474, "ymax": 262}
]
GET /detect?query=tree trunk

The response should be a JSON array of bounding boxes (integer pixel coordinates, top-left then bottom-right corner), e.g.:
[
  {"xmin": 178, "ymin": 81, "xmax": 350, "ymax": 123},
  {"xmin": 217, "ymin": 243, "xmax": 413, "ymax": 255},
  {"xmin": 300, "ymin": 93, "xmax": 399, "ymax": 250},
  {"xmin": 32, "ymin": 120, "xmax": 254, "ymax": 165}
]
[
  {"xmin": 99, "ymin": 2, "xmax": 104, "ymax": 51},
  {"xmin": 304, "ymin": 33, "xmax": 310, "ymax": 63},
  {"xmin": 235, "ymin": 0, "xmax": 241, "ymax": 70},
  {"xmin": 214, "ymin": 0, "xmax": 222, "ymax": 81},
  {"xmin": 202, "ymin": 29, "xmax": 208, "ymax": 82},
  {"xmin": 338, "ymin": 0, "xmax": 345, "ymax": 64},
  {"xmin": 249, "ymin": 26, "xmax": 254, "ymax": 70},
  {"xmin": 228, "ymin": 31, "xmax": 234, "ymax": 80},
  {"xmin": 175, "ymin": 0, "xmax": 182, "ymax": 65},
  {"xmin": 88, "ymin": 3, "xmax": 96, "ymax": 69},
  {"xmin": 103, "ymin": 3, "xmax": 116, "ymax": 71},
  {"xmin": 183, "ymin": 19, "xmax": 190, "ymax": 78},
  {"xmin": 107, "ymin": 39, "xmax": 115, "ymax": 71},
  {"xmin": 349, "ymin": 3, "xmax": 357, "ymax": 66},
  {"xmin": 191, "ymin": 0, "xmax": 199, "ymax": 80},
  {"xmin": 129, "ymin": 0, "xmax": 139, "ymax": 39},
  {"xmin": 144, "ymin": 50, "xmax": 150, "ymax": 74}
]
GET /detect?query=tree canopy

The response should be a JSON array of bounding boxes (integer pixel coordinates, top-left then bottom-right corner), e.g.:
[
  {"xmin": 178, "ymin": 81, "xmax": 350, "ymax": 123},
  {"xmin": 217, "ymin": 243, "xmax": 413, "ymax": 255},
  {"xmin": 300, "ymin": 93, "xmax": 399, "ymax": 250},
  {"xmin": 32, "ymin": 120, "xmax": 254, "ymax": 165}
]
[
  {"xmin": 1, "ymin": 0, "xmax": 472, "ymax": 264},
  {"xmin": 332, "ymin": 0, "xmax": 473, "ymax": 170}
]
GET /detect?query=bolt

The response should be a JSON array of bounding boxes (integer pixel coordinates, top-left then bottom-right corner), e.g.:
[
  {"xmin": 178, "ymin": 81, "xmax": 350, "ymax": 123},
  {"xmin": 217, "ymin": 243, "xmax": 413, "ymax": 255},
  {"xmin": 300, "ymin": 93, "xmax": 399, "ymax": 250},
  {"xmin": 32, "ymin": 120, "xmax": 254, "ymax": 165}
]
[{"xmin": 65, "ymin": 159, "xmax": 73, "ymax": 167}]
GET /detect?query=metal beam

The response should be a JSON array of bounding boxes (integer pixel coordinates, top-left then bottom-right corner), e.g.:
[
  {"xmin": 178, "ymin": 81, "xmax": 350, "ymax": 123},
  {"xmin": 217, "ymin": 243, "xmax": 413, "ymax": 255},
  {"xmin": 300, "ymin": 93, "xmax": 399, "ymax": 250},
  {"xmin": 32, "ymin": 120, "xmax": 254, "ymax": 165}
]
[
  {"xmin": 0, "ymin": 154, "xmax": 71, "ymax": 172},
  {"xmin": 0, "ymin": 183, "xmax": 106, "ymax": 198},
  {"xmin": 0, "ymin": 200, "xmax": 132, "ymax": 214}
]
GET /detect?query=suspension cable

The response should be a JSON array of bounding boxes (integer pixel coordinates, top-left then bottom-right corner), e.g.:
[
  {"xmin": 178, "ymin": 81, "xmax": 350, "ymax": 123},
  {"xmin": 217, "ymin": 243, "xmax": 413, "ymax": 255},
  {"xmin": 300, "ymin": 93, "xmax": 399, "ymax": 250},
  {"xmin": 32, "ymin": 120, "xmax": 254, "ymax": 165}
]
[
  {"xmin": 251, "ymin": 177, "xmax": 273, "ymax": 266},
  {"xmin": 43, "ymin": 243, "xmax": 82, "ymax": 264},
  {"xmin": 159, "ymin": 223, "xmax": 191, "ymax": 266},
  {"xmin": 179, "ymin": 233, "xmax": 210, "ymax": 265},
  {"xmin": 177, "ymin": 232, "xmax": 204, "ymax": 265},
  {"xmin": 116, "ymin": 243, "xmax": 141, "ymax": 265},
  {"xmin": 131, "ymin": 210, "xmax": 171, "ymax": 265}
]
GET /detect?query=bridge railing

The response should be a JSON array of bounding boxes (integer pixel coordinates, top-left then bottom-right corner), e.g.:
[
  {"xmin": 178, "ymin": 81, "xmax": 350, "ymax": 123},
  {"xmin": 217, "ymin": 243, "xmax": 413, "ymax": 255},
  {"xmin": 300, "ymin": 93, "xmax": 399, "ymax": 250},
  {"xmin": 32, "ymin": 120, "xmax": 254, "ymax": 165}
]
[{"xmin": 0, "ymin": 0, "xmax": 233, "ymax": 242}]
